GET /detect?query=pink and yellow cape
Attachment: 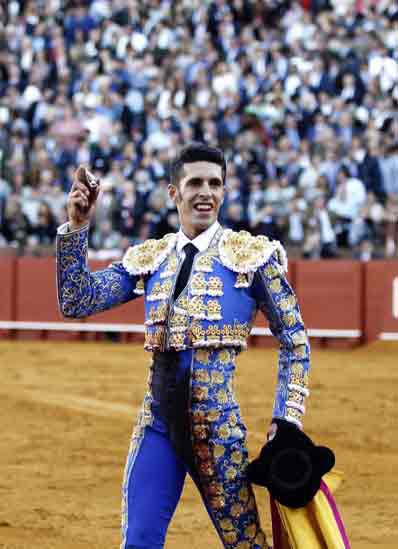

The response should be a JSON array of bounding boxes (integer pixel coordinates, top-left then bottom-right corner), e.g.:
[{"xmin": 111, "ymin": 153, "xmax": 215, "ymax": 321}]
[{"xmin": 270, "ymin": 470, "xmax": 350, "ymax": 548}]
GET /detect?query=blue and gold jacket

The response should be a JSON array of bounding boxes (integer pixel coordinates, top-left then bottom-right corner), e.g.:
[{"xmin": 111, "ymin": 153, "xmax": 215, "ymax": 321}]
[{"xmin": 56, "ymin": 224, "xmax": 310, "ymax": 428}]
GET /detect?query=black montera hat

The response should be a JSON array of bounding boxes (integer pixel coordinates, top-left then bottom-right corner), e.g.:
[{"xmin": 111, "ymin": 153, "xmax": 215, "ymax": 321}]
[{"xmin": 247, "ymin": 419, "xmax": 335, "ymax": 508}]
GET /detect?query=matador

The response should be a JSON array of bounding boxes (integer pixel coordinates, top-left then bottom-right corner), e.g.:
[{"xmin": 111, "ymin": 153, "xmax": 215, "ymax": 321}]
[{"xmin": 56, "ymin": 143, "xmax": 310, "ymax": 549}]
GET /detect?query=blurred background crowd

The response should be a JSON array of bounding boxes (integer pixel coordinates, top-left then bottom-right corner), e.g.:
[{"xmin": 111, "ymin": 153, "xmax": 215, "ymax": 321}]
[{"xmin": 0, "ymin": 0, "xmax": 397, "ymax": 261}]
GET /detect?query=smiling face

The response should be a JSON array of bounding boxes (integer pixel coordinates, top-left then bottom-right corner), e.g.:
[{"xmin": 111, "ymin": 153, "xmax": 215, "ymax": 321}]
[{"xmin": 168, "ymin": 161, "xmax": 225, "ymax": 239}]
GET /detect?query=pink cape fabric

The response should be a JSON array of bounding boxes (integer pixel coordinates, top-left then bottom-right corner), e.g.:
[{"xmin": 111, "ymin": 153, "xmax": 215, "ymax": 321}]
[{"xmin": 319, "ymin": 480, "xmax": 350, "ymax": 548}]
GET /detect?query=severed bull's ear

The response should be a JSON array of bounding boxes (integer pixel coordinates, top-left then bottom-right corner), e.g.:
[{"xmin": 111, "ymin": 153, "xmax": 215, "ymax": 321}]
[
  {"xmin": 77, "ymin": 166, "xmax": 100, "ymax": 191},
  {"xmin": 76, "ymin": 166, "xmax": 100, "ymax": 209},
  {"xmin": 85, "ymin": 169, "xmax": 100, "ymax": 191}
]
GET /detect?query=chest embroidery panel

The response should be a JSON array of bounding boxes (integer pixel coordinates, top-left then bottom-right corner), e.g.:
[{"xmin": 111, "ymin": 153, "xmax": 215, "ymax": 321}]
[{"xmin": 169, "ymin": 253, "xmax": 257, "ymax": 351}]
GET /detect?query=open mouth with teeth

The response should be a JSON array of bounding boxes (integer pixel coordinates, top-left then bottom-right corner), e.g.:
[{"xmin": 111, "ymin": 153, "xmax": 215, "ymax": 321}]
[{"xmin": 194, "ymin": 203, "xmax": 213, "ymax": 212}]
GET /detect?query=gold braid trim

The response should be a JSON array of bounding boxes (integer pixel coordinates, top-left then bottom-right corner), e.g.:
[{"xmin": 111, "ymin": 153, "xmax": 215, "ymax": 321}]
[
  {"xmin": 218, "ymin": 229, "xmax": 287, "ymax": 274},
  {"xmin": 122, "ymin": 233, "xmax": 177, "ymax": 276}
]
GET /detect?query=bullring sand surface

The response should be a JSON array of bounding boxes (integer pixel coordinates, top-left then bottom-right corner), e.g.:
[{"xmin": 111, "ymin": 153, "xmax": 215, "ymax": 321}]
[{"xmin": 0, "ymin": 340, "xmax": 397, "ymax": 548}]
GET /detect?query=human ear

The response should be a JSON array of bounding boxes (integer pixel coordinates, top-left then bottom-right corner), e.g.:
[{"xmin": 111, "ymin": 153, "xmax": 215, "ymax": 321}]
[{"xmin": 168, "ymin": 184, "xmax": 178, "ymax": 204}]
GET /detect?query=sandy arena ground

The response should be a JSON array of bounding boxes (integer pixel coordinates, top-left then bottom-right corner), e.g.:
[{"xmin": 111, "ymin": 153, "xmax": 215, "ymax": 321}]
[{"xmin": 0, "ymin": 339, "xmax": 397, "ymax": 549}]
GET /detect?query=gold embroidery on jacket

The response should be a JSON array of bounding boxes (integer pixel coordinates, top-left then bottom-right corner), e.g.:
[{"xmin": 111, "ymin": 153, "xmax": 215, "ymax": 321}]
[
  {"xmin": 122, "ymin": 233, "xmax": 177, "ymax": 275},
  {"xmin": 134, "ymin": 277, "xmax": 145, "ymax": 295},
  {"xmin": 160, "ymin": 253, "xmax": 178, "ymax": 278},
  {"xmin": 144, "ymin": 327, "xmax": 165, "ymax": 350},
  {"xmin": 147, "ymin": 279, "xmax": 173, "ymax": 302},
  {"xmin": 207, "ymin": 276, "xmax": 223, "ymax": 296},
  {"xmin": 219, "ymin": 229, "xmax": 287, "ymax": 274},
  {"xmin": 168, "ymin": 331, "xmax": 185, "ymax": 349},
  {"xmin": 145, "ymin": 302, "xmax": 168, "ymax": 326},
  {"xmin": 169, "ymin": 312, "xmax": 189, "ymax": 333},
  {"xmin": 191, "ymin": 272, "xmax": 207, "ymax": 296},
  {"xmin": 189, "ymin": 296, "xmax": 207, "ymax": 319},
  {"xmin": 235, "ymin": 273, "xmax": 250, "ymax": 288},
  {"xmin": 207, "ymin": 299, "xmax": 222, "ymax": 320},
  {"xmin": 195, "ymin": 349, "xmax": 210, "ymax": 364},
  {"xmin": 195, "ymin": 254, "xmax": 214, "ymax": 272}
]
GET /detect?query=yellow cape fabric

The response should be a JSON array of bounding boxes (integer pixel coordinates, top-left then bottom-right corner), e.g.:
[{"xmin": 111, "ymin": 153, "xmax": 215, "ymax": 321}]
[{"xmin": 274, "ymin": 469, "xmax": 346, "ymax": 549}]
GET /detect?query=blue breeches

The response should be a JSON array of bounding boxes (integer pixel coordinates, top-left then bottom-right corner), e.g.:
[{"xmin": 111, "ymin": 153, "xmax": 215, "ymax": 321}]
[
  {"xmin": 121, "ymin": 349, "xmax": 268, "ymax": 549},
  {"xmin": 123, "ymin": 425, "xmax": 187, "ymax": 549}
]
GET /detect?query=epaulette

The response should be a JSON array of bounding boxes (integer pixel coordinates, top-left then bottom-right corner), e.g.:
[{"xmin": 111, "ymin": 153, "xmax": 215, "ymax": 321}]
[
  {"xmin": 122, "ymin": 233, "xmax": 177, "ymax": 276},
  {"xmin": 218, "ymin": 229, "xmax": 287, "ymax": 274}
]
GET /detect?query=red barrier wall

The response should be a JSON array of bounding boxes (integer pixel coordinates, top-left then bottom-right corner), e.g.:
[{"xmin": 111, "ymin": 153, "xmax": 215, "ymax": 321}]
[
  {"xmin": 15, "ymin": 257, "xmax": 85, "ymax": 340},
  {"xmin": 364, "ymin": 261, "xmax": 398, "ymax": 341},
  {"xmin": 16, "ymin": 257, "xmax": 58, "ymax": 322},
  {"xmin": 294, "ymin": 260, "xmax": 363, "ymax": 332},
  {"xmin": 1, "ymin": 257, "xmax": 398, "ymax": 344},
  {"xmin": 0, "ymin": 257, "xmax": 16, "ymax": 319},
  {"xmin": 0, "ymin": 257, "xmax": 17, "ymax": 338}
]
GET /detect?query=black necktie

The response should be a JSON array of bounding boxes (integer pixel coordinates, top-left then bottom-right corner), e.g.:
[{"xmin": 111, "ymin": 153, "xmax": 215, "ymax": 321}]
[{"xmin": 173, "ymin": 243, "xmax": 198, "ymax": 300}]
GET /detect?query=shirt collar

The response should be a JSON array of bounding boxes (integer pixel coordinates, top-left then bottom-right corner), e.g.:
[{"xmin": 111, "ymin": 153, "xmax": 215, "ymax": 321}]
[{"xmin": 177, "ymin": 221, "xmax": 221, "ymax": 254}]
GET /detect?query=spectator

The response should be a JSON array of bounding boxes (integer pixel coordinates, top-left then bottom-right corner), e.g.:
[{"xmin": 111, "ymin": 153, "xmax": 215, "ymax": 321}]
[
  {"xmin": 328, "ymin": 167, "xmax": 367, "ymax": 246},
  {"xmin": 348, "ymin": 191, "xmax": 384, "ymax": 247},
  {"xmin": 30, "ymin": 201, "xmax": 58, "ymax": 253},
  {"xmin": 141, "ymin": 186, "xmax": 171, "ymax": 239},
  {"xmin": 91, "ymin": 219, "xmax": 122, "ymax": 258},
  {"xmin": 288, "ymin": 197, "xmax": 306, "ymax": 250},
  {"xmin": 249, "ymin": 181, "xmax": 285, "ymax": 243},
  {"xmin": 380, "ymin": 143, "xmax": 398, "ymax": 199},
  {"xmin": 312, "ymin": 195, "xmax": 337, "ymax": 257},
  {"xmin": 223, "ymin": 202, "xmax": 247, "ymax": 232},
  {"xmin": 354, "ymin": 238, "xmax": 382, "ymax": 262},
  {"xmin": 359, "ymin": 137, "xmax": 385, "ymax": 200},
  {"xmin": 0, "ymin": 194, "xmax": 32, "ymax": 251},
  {"xmin": 302, "ymin": 215, "xmax": 322, "ymax": 259},
  {"xmin": 384, "ymin": 195, "xmax": 398, "ymax": 257},
  {"xmin": 0, "ymin": 0, "xmax": 397, "ymax": 260}
]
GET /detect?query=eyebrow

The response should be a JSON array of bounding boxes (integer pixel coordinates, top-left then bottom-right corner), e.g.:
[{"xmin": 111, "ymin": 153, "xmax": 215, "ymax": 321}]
[{"xmin": 185, "ymin": 176, "xmax": 223, "ymax": 184}]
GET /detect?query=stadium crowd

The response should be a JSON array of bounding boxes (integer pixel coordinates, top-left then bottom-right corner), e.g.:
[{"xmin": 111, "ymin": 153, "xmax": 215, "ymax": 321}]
[{"xmin": 0, "ymin": 0, "xmax": 397, "ymax": 261}]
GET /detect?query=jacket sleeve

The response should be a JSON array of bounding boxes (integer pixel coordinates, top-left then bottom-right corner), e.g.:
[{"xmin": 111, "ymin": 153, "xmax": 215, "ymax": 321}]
[
  {"xmin": 56, "ymin": 225, "xmax": 141, "ymax": 319},
  {"xmin": 250, "ymin": 253, "xmax": 310, "ymax": 429}
]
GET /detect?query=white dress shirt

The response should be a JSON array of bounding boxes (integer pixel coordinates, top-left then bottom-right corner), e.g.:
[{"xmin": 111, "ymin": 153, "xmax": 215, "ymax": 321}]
[{"xmin": 176, "ymin": 221, "xmax": 221, "ymax": 255}]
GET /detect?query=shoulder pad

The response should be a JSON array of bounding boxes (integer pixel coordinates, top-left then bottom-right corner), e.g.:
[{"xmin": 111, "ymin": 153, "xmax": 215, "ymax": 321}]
[
  {"xmin": 218, "ymin": 229, "xmax": 287, "ymax": 274},
  {"xmin": 122, "ymin": 233, "xmax": 177, "ymax": 276}
]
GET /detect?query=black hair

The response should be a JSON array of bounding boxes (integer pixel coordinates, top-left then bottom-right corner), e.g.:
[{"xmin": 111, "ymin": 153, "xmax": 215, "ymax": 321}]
[{"xmin": 169, "ymin": 142, "xmax": 226, "ymax": 186}]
